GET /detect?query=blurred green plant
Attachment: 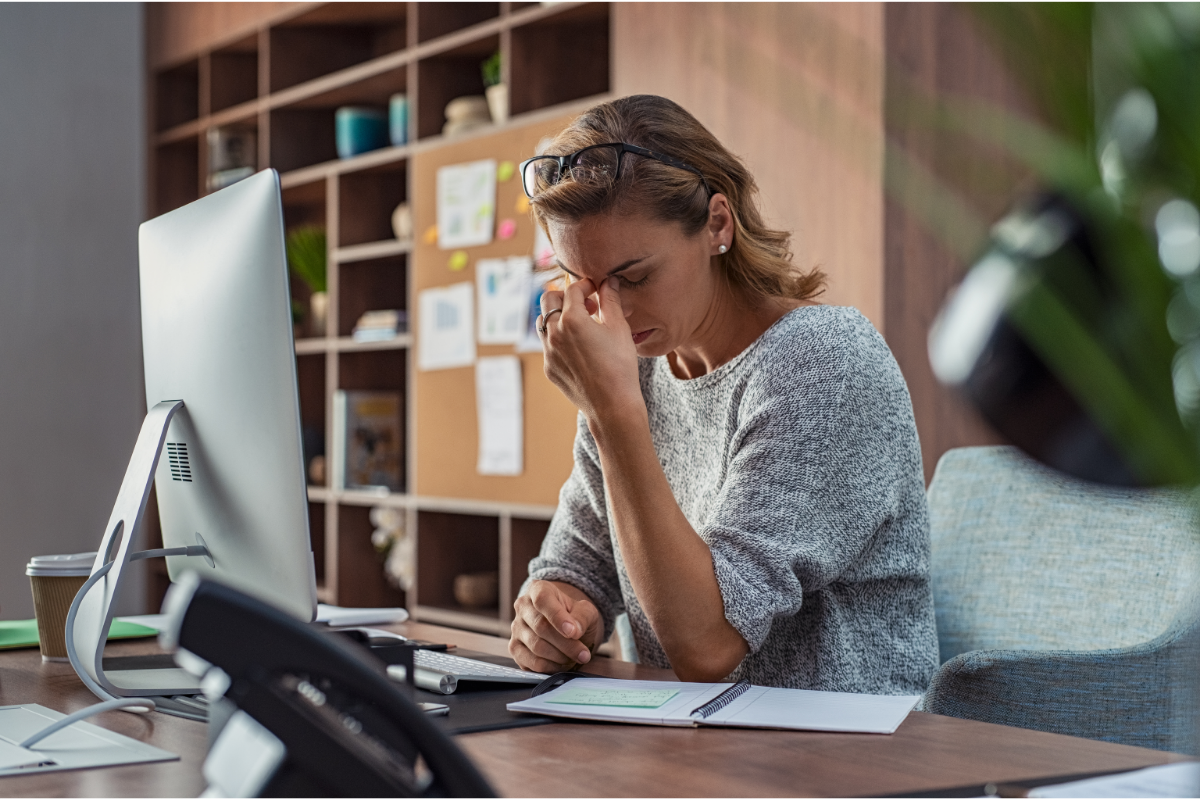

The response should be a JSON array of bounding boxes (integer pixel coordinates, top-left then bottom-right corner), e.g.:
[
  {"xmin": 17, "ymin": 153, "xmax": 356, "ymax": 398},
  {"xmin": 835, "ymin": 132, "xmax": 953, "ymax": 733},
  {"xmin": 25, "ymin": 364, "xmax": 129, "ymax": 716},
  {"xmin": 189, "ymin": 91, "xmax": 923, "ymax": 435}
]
[
  {"xmin": 481, "ymin": 51, "xmax": 502, "ymax": 88},
  {"xmin": 286, "ymin": 225, "xmax": 327, "ymax": 294},
  {"xmin": 911, "ymin": 3, "xmax": 1200, "ymax": 486}
]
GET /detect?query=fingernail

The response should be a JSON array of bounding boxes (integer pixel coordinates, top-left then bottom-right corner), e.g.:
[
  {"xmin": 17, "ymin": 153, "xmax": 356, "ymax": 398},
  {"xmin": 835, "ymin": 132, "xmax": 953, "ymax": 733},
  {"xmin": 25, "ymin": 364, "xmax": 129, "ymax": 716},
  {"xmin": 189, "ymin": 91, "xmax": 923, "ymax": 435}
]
[
  {"xmin": 578, "ymin": 649, "xmax": 591, "ymax": 663},
  {"xmin": 563, "ymin": 622, "xmax": 578, "ymax": 638}
]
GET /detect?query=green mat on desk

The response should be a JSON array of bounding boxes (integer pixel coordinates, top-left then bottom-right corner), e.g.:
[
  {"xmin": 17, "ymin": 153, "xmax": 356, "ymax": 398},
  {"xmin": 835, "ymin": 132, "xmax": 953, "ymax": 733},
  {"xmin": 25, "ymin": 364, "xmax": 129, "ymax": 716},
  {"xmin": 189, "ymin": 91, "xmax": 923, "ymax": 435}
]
[{"xmin": 0, "ymin": 619, "xmax": 158, "ymax": 650}]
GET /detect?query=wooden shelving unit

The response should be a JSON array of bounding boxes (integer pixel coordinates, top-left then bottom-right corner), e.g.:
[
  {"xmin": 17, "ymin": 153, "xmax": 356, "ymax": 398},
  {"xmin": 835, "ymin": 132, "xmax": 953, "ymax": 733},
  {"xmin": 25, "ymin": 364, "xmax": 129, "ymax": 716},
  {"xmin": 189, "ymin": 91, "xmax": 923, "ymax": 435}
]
[{"xmin": 147, "ymin": 1, "xmax": 611, "ymax": 634}]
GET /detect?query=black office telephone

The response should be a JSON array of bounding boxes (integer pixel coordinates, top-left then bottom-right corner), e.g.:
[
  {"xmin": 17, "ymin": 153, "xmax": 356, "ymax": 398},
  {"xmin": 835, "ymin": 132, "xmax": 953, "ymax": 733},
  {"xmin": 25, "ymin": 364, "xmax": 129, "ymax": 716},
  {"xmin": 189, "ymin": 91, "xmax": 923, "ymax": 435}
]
[{"xmin": 161, "ymin": 574, "xmax": 494, "ymax": 797}]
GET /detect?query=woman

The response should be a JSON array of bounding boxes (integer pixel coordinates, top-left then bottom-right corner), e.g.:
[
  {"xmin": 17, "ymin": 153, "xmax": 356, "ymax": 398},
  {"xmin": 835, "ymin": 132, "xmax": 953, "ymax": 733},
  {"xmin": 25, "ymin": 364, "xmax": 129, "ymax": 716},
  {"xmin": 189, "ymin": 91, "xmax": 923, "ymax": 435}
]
[{"xmin": 509, "ymin": 95, "xmax": 937, "ymax": 694}]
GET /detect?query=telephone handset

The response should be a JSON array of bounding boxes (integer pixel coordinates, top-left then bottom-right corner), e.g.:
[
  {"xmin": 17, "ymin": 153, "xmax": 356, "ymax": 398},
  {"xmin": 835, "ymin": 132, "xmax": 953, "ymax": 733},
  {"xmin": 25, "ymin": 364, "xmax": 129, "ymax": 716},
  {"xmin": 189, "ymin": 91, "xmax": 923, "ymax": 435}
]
[{"xmin": 160, "ymin": 574, "xmax": 495, "ymax": 797}]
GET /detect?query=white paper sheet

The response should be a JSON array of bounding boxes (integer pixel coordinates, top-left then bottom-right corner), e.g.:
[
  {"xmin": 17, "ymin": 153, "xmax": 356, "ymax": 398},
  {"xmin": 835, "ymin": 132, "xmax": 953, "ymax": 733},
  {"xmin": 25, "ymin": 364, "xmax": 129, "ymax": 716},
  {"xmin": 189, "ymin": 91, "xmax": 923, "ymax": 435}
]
[
  {"xmin": 475, "ymin": 356, "xmax": 523, "ymax": 475},
  {"xmin": 516, "ymin": 269, "xmax": 562, "ymax": 353},
  {"xmin": 437, "ymin": 159, "xmax": 496, "ymax": 249},
  {"xmin": 0, "ymin": 705, "xmax": 177, "ymax": 776},
  {"xmin": 315, "ymin": 605, "xmax": 409, "ymax": 627},
  {"xmin": 1029, "ymin": 762, "xmax": 1200, "ymax": 798},
  {"xmin": 508, "ymin": 677, "xmax": 919, "ymax": 733},
  {"xmin": 476, "ymin": 256, "xmax": 532, "ymax": 345},
  {"xmin": 703, "ymin": 685, "xmax": 919, "ymax": 734},
  {"xmin": 418, "ymin": 282, "xmax": 476, "ymax": 371}
]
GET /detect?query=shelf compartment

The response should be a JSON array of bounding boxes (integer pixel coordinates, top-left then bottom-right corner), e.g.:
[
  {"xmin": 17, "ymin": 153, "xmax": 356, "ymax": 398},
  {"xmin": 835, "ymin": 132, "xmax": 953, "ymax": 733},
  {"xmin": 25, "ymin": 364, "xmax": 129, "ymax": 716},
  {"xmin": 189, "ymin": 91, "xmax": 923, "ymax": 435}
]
[
  {"xmin": 337, "ymin": 504, "xmax": 406, "ymax": 607},
  {"xmin": 155, "ymin": 58, "xmax": 200, "ymax": 132},
  {"xmin": 415, "ymin": 34, "xmax": 499, "ymax": 140},
  {"xmin": 270, "ymin": 3, "xmax": 409, "ymax": 94},
  {"xmin": 210, "ymin": 35, "xmax": 259, "ymax": 113},
  {"xmin": 339, "ymin": 161, "xmax": 408, "ymax": 247},
  {"xmin": 296, "ymin": 353, "xmax": 326, "ymax": 483},
  {"xmin": 510, "ymin": 4, "xmax": 610, "ymax": 116},
  {"xmin": 416, "ymin": 510, "xmax": 500, "ymax": 615},
  {"xmin": 339, "ymin": 349, "xmax": 408, "ymax": 493},
  {"xmin": 269, "ymin": 108, "xmax": 339, "ymax": 174},
  {"xmin": 281, "ymin": 178, "xmax": 327, "ymax": 230},
  {"xmin": 338, "ymin": 255, "xmax": 408, "ymax": 337},
  {"xmin": 309, "ymin": 500, "xmax": 327, "ymax": 581},
  {"xmin": 417, "ymin": 3, "xmax": 499, "ymax": 44},
  {"xmin": 154, "ymin": 137, "xmax": 200, "ymax": 216},
  {"xmin": 508, "ymin": 517, "xmax": 550, "ymax": 604}
]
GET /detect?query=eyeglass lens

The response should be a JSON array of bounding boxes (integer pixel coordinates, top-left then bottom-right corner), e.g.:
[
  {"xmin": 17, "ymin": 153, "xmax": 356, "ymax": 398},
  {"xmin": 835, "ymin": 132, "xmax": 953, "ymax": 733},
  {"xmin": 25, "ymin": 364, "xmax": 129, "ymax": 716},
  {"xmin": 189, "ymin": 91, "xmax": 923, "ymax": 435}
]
[{"xmin": 522, "ymin": 146, "xmax": 623, "ymax": 197}]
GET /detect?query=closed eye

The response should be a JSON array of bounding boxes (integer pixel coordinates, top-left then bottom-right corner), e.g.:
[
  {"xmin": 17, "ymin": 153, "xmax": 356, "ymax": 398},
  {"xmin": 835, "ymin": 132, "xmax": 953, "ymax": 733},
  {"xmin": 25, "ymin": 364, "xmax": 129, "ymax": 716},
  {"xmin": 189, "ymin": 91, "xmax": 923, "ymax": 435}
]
[{"xmin": 619, "ymin": 273, "xmax": 650, "ymax": 288}]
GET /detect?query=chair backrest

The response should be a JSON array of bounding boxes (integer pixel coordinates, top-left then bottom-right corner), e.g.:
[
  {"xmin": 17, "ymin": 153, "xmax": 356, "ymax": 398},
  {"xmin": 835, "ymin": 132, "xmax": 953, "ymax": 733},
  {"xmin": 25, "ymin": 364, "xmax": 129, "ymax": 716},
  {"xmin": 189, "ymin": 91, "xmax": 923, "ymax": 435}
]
[{"xmin": 928, "ymin": 446, "xmax": 1200, "ymax": 662}]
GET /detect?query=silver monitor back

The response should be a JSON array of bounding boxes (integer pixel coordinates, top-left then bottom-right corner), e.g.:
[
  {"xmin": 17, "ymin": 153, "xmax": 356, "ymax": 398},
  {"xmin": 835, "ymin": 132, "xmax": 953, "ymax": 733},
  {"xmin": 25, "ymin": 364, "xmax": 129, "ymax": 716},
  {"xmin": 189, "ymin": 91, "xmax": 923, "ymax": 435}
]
[{"xmin": 139, "ymin": 169, "xmax": 316, "ymax": 621}]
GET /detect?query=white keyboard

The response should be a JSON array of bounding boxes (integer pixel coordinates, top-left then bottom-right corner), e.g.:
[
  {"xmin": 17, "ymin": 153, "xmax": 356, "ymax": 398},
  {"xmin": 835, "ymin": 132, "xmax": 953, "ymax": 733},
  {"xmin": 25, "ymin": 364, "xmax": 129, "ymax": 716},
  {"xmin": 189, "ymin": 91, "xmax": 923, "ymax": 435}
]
[{"xmin": 386, "ymin": 650, "xmax": 548, "ymax": 695}]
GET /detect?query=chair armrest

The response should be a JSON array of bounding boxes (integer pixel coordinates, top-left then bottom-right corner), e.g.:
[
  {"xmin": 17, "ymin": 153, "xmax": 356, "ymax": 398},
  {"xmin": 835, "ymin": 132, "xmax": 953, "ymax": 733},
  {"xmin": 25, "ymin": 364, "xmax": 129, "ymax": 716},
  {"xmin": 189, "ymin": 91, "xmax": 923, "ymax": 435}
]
[{"xmin": 923, "ymin": 617, "xmax": 1199, "ymax": 753}]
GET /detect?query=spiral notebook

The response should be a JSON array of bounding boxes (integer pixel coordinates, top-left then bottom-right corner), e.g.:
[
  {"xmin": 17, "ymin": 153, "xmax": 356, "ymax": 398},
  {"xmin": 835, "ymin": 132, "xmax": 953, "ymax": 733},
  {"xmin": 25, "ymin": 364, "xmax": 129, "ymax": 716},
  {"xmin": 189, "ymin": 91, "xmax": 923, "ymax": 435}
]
[{"xmin": 507, "ymin": 677, "xmax": 920, "ymax": 734}]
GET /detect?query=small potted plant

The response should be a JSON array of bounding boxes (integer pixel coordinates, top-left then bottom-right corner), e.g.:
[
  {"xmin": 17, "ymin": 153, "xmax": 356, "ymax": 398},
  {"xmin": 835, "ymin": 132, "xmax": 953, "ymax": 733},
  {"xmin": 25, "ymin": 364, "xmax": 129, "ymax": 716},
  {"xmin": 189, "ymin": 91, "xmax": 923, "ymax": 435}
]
[
  {"xmin": 286, "ymin": 225, "xmax": 327, "ymax": 338},
  {"xmin": 482, "ymin": 50, "xmax": 507, "ymax": 125}
]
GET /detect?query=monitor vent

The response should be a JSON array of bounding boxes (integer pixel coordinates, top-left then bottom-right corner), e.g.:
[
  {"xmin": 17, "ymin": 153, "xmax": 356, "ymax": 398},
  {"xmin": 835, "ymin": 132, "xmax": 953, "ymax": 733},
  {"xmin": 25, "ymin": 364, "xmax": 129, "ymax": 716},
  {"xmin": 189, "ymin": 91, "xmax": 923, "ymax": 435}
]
[{"xmin": 166, "ymin": 442, "xmax": 192, "ymax": 482}]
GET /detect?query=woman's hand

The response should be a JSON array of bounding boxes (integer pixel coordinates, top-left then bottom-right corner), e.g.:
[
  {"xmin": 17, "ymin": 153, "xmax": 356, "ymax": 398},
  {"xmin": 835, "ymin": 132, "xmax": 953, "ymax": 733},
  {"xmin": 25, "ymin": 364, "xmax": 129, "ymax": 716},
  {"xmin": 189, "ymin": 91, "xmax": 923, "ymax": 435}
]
[
  {"xmin": 509, "ymin": 580, "xmax": 604, "ymax": 673},
  {"xmin": 540, "ymin": 277, "xmax": 643, "ymax": 426}
]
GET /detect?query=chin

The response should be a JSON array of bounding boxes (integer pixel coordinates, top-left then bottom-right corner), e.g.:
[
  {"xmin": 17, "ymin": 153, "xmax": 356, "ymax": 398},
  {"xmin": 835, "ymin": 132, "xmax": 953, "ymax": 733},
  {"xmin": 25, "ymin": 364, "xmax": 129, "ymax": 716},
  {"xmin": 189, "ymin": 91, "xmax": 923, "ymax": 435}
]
[{"xmin": 634, "ymin": 340, "xmax": 673, "ymax": 358}]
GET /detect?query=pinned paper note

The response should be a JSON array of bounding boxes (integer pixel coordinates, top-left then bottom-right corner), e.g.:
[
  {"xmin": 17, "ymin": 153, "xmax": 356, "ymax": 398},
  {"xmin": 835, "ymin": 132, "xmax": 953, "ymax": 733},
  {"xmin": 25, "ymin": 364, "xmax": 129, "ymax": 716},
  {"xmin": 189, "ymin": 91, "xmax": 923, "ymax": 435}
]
[
  {"xmin": 437, "ymin": 159, "xmax": 497, "ymax": 249},
  {"xmin": 516, "ymin": 269, "xmax": 562, "ymax": 353},
  {"xmin": 476, "ymin": 356, "xmax": 523, "ymax": 475},
  {"xmin": 477, "ymin": 257, "xmax": 532, "ymax": 345},
  {"xmin": 547, "ymin": 687, "xmax": 680, "ymax": 708},
  {"xmin": 418, "ymin": 283, "xmax": 475, "ymax": 371}
]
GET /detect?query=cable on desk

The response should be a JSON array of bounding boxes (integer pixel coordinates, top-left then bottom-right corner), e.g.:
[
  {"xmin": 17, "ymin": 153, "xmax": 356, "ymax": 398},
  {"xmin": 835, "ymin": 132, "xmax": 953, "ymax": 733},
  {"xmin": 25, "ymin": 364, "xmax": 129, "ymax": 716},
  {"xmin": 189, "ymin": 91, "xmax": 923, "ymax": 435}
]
[{"xmin": 19, "ymin": 697, "xmax": 156, "ymax": 748}]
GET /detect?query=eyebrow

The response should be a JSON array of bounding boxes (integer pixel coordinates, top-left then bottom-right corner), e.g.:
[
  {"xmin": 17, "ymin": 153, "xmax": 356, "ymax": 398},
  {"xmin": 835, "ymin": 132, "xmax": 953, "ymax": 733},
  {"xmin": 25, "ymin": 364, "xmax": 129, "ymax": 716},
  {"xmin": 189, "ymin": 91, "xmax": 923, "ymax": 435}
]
[{"xmin": 555, "ymin": 257, "xmax": 647, "ymax": 280}]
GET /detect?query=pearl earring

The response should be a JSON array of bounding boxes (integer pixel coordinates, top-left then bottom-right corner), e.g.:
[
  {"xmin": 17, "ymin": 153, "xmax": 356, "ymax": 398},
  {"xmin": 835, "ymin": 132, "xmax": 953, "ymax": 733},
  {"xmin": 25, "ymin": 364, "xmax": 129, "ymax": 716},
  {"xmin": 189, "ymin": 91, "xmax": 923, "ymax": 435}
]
[{"xmin": 718, "ymin": 244, "xmax": 727, "ymax": 254}]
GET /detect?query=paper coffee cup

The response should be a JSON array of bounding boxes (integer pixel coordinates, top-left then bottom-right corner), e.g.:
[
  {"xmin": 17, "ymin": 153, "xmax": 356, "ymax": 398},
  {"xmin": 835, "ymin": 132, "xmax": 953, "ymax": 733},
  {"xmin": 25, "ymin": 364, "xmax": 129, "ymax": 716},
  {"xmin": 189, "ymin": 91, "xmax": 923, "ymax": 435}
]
[{"xmin": 26, "ymin": 552, "xmax": 96, "ymax": 662}]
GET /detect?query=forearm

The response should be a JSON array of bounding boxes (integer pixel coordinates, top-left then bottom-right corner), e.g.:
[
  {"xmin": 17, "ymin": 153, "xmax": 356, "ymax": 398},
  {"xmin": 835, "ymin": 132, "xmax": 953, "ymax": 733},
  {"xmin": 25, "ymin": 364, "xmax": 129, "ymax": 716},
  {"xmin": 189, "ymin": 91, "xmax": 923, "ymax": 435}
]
[{"xmin": 589, "ymin": 410, "xmax": 748, "ymax": 681}]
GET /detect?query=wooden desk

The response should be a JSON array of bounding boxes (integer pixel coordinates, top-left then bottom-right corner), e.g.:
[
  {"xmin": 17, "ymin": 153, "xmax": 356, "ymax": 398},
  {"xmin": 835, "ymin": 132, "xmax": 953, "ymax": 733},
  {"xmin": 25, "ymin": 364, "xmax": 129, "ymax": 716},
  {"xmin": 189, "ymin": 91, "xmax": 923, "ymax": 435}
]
[{"xmin": 0, "ymin": 621, "xmax": 1185, "ymax": 797}]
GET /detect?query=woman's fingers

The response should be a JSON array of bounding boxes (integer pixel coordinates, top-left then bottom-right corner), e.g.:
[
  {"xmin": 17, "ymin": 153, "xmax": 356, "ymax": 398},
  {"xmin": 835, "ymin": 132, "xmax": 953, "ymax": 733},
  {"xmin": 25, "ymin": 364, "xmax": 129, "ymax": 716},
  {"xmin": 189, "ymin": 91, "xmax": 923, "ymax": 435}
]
[
  {"xmin": 509, "ymin": 638, "xmax": 570, "ymax": 674},
  {"xmin": 561, "ymin": 277, "xmax": 596, "ymax": 318},
  {"xmin": 518, "ymin": 596, "xmax": 590, "ymax": 664},
  {"xmin": 540, "ymin": 289, "xmax": 564, "ymax": 316}
]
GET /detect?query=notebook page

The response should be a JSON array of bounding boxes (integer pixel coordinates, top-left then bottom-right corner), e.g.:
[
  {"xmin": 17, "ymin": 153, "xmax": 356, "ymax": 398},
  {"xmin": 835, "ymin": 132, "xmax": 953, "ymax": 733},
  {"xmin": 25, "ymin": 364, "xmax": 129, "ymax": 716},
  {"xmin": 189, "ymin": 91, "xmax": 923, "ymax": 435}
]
[
  {"xmin": 702, "ymin": 687, "xmax": 920, "ymax": 733},
  {"xmin": 508, "ymin": 678, "xmax": 730, "ymax": 725}
]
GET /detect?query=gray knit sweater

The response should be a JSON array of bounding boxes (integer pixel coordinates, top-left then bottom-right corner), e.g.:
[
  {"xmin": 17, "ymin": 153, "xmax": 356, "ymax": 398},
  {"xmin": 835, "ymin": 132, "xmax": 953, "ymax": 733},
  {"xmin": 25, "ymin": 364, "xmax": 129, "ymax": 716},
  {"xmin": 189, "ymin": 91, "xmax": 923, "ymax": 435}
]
[{"xmin": 528, "ymin": 305, "xmax": 938, "ymax": 694}]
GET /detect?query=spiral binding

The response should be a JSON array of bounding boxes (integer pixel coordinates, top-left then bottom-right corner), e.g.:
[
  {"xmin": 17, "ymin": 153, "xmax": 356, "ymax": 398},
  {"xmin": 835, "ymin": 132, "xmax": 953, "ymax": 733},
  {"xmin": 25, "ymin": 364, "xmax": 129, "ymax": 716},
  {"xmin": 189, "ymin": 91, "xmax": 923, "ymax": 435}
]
[{"xmin": 689, "ymin": 679, "xmax": 752, "ymax": 719}]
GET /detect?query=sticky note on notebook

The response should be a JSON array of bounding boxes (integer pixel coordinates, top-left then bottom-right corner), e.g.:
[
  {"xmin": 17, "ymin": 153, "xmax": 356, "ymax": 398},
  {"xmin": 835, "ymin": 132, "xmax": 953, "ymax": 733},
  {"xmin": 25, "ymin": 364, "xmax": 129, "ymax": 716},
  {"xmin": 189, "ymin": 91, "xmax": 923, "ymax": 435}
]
[{"xmin": 547, "ymin": 687, "xmax": 679, "ymax": 708}]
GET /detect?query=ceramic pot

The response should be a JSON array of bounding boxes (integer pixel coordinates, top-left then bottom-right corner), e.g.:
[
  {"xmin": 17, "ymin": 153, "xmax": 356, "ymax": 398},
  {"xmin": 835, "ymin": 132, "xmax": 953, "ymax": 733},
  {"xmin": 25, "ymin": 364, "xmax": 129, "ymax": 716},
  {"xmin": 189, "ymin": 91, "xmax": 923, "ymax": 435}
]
[
  {"xmin": 309, "ymin": 291, "xmax": 328, "ymax": 337},
  {"xmin": 486, "ymin": 84, "xmax": 509, "ymax": 125}
]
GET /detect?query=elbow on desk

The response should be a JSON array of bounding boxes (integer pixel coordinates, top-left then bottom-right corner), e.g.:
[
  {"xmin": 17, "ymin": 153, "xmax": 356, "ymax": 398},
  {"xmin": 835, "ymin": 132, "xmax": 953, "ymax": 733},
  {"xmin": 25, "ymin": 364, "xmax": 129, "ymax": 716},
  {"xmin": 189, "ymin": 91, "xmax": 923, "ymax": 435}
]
[{"xmin": 669, "ymin": 644, "xmax": 748, "ymax": 684}]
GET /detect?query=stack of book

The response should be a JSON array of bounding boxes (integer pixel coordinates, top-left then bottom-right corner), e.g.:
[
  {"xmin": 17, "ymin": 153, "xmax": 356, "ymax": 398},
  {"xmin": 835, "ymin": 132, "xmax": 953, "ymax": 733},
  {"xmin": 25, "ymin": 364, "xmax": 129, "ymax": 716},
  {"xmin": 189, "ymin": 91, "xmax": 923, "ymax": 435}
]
[{"xmin": 352, "ymin": 309, "xmax": 407, "ymax": 342}]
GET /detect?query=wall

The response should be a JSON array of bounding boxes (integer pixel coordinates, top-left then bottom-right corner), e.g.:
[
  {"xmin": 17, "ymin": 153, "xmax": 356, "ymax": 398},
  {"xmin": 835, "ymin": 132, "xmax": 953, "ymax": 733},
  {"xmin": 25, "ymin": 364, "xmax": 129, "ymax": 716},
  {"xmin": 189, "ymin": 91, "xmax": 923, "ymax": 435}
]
[
  {"xmin": 612, "ymin": 2, "xmax": 886, "ymax": 328},
  {"xmin": 0, "ymin": 4, "xmax": 147, "ymax": 617}
]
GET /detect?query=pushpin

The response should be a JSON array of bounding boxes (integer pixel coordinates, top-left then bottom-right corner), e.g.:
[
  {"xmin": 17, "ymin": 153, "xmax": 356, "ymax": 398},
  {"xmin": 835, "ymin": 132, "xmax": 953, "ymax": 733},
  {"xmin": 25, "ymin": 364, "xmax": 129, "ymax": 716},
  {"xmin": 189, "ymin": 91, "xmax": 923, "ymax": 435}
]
[
  {"xmin": 423, "ymin": 225, "xmax": 438, "ymax": 245},
  {"xmin": 515, "ymin": 196, "xmax": 530, "ymax": 214},
  {"xmin": 498, "ymin": 219, "xmax": 517, "ymax": 240},
  {"xmin": 448, "ymin": 251, "xmax": 469, "ymax": 271},
  {"xmin": 497, "ymin": 161, "xmax": 516, "ymax": 182}
]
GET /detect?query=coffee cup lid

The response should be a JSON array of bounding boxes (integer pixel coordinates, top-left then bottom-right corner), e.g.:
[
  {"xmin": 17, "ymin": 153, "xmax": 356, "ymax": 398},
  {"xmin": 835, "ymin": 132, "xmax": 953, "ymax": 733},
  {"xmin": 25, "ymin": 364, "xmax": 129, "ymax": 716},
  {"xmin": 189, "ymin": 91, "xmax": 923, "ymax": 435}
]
[{"xmin": 26, "ymin": 552, "xmax": 97, "ymax": 577}]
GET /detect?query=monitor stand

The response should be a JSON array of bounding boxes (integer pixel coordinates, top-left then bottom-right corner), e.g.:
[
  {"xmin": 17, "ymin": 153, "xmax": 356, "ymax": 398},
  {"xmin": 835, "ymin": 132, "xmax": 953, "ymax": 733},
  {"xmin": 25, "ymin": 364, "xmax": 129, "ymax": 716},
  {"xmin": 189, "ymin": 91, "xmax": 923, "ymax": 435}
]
[{"xmin": 69, "ymin": 400, "xmax": 212, "ymax": 699}]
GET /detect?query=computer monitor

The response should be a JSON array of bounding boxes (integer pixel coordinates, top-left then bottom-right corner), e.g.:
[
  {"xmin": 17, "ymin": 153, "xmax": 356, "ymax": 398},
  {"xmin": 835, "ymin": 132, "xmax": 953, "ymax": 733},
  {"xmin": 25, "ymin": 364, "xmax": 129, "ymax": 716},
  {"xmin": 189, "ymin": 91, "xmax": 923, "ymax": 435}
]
[{"xmin": 70, "ymin": 169, "xmax": 317, "ymax": 697}]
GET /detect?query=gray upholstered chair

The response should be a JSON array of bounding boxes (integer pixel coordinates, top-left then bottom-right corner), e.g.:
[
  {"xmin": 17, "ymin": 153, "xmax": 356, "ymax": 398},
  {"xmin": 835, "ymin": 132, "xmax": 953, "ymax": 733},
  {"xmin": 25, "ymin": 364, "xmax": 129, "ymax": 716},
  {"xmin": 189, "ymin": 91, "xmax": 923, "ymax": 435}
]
[{"xmin": 923, "ymin": 446, "xmax": 1200, "ymax": 753}]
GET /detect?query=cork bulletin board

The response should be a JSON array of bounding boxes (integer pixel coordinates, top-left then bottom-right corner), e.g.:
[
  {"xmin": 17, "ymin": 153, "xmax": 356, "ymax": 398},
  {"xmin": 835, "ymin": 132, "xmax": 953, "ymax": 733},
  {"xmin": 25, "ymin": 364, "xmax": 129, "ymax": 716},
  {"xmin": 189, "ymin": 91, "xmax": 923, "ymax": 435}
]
[{"xmin": 412, "ymin": 113, "xmax": 580, "ymax": 505}]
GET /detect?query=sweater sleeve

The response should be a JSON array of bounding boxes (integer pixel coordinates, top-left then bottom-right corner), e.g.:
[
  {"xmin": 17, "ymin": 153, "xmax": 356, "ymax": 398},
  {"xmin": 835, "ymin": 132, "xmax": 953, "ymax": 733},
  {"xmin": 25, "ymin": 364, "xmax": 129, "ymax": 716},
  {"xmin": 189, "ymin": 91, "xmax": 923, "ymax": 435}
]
[
  {"xmin": 702, "ymin": 322, "xmax": 923, "ymax": 654},
  {"xmin": 525, "ymin": 413, "xmax": 624, "ymax": 639}
]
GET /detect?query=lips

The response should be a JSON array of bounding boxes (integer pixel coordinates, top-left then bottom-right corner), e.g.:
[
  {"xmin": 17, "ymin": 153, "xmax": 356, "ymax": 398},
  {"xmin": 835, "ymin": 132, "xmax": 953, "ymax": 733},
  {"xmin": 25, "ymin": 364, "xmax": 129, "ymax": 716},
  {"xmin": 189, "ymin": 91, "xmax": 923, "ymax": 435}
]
[{"xmin": 631, "ymin": 329, "xmax": 653, "ymax": 345}]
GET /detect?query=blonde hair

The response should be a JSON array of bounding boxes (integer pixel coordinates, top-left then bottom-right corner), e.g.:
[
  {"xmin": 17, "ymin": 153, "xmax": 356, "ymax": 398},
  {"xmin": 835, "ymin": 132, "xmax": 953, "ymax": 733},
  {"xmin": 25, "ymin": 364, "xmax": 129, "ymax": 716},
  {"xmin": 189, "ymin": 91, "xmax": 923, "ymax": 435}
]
[{"xmin": 530, "ymin": 95, "xmax": 825, "ymax": 302}]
